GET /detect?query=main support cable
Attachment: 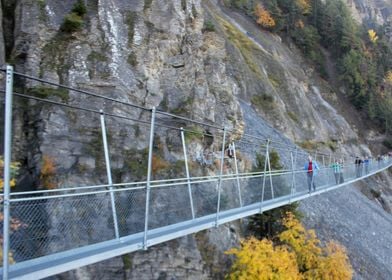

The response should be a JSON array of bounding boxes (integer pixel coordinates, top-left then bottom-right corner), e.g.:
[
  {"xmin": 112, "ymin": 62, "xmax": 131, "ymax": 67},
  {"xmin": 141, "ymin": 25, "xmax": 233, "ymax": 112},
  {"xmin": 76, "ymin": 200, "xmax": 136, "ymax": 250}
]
[{"xmin": 2, "ymin": 70, "xmax": 360, "ymax": 160}]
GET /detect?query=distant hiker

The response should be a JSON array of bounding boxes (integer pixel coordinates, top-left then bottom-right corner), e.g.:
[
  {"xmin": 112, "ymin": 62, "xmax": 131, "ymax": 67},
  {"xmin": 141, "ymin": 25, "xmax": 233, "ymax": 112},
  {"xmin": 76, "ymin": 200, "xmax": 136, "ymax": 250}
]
[
  {"xmin": 331, "ymin": 159, "xmax": 341, "ymax": 185},
  {"xmin": 377, "ymin": 155, "xmax": 382, "ymax": 168},
  {"xmin": 339, "ymin": 159, "xmax": 344, "ymax": 183},
  {"xmin": 304, "ymin": 156, "xmax": 319, "ymax": 193},
  {"xmin": 364, "ymin": 156, "xmax": 370, "ymax": 174},
  {"xmin": 227, "ymin": 144, "xmax": 234, "ymax": 159},
  {"xmin": 355, "ymin": 156, "xmax": 362, "ymax": 177}
]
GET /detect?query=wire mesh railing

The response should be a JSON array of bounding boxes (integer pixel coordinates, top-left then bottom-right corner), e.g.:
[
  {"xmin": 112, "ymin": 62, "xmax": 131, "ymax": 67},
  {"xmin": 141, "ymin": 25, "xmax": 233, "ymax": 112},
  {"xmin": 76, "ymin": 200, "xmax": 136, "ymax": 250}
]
[{"xmin": 1, "ymin": 66, "xmax": 392, "ymax": 279}]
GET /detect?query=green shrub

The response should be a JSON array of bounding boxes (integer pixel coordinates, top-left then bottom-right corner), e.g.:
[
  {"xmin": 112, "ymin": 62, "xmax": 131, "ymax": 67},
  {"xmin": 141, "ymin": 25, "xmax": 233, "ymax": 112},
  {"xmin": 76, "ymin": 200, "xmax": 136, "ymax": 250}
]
[
  {"xmin": 203, "ymin": 20, "xmax": 215, "ymax": 32},
  {"xmin": 248, "ymin": 203, "xmax": 302, "ymax": 239},
  {"xmin": 27, "ymin": 86, "xmax": 69, "ymax": 102},
  {"xmin": 61, "ymin": 13, "xmax": 83, "ymax": 33},
  {"xmin": 251, "ymin": 94, "xmax": 275, "ymax": 111},
  {"xmin": 144, "ymin": 0, "xmax": 153, "ymax": 11},
  {"xmin": 127, "ymin": 52, "xmax": 138, "ymax": 66},
  {"xmin": 60, "ymin": 1, "xmax": 87, "ymax": 33},
  {"xmin": 72, "ymin": 0, "xmax": 87, "ymax": 16}
]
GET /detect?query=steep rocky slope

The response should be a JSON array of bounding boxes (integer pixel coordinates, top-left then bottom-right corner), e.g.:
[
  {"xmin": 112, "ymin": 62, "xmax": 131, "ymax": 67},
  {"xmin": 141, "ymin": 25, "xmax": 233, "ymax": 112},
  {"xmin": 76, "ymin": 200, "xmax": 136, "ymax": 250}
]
[
  {"xmin": 1, "ymin": 0, "xmax": 392, "ymax": 279},
  {"xmin": 345, "ymin": 0, "xmax": 392, "ymax": 25}
]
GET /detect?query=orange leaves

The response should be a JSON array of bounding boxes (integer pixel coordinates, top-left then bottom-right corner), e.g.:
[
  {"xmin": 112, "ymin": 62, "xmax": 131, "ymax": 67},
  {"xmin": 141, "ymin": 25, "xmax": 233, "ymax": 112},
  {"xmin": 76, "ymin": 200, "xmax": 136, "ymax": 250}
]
[
  {"xmin": 151, "ymin": 155, "xmax": 169, "ymax": 174},
  {"xmin": 227, "ymin": 212, "xmax": 353, "ymax": 279},
  {"xmin": 255, "ymin": 4, "xmax": 275, "ymax": 29},
  {"xmin": 40, "ymin": 155, "xmax": 57, "ymax": 189}
]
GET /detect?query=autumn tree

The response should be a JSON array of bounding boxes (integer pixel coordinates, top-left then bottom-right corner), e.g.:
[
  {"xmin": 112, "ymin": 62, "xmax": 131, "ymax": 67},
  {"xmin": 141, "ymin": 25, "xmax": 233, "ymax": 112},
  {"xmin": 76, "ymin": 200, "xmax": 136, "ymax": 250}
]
[
  {"xmin": 226, "ymin": 237, "xmax": 301, "ymax": 280},
  {"xmin": 255, "ymin": 4, "xmax": 275, "ymax": 29},
  {"xmin": 227, "ymin": 213, "xmax": 353, "ymax": 279}
]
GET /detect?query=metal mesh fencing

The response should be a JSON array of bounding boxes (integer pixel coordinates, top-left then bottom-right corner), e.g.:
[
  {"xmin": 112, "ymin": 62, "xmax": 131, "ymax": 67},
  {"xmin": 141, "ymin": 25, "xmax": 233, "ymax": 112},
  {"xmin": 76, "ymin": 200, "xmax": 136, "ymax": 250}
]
[
  {"xmin": 219, "ymin": 178, "xmax": 242, "ymax": 212},
  {"xmin": 192, "ymin": 181, "xmax": 218, "ymax": 218},
  {"xmin": 115, "ymin": 187, "xmax": 146, "ymax": 237},
  {"xmin": 240, "ymin": 176, "xmax": 264, "ymax": 206},
  {"xmin": 10, "ymin": 193, "xmax": 115, "ymax": 263},
  {"xmin": 148, "ymin": 183, "xmax": 193, "ymax": 230}
]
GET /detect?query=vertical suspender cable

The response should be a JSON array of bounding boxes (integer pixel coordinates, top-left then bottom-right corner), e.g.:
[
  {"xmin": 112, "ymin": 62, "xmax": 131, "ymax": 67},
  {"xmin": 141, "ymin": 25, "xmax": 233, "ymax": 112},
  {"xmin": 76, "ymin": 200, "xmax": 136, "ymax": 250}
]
[
  {"xmin": 100, "ymin": 111, "xmax": 120, "ymax": 239},
  {"xmin": 232, "ymin": 142, "xmax": 242, "ymax": 207},
  {"xmin": 2, "ymin": 65, "xmax": 14, "ymax": 280},
  {"xmin": 260, "ymin": 139, "xmax": 270, "ymax": 212},
  {"xmin": 143, "ymin": 107, "xmax": 156, "ymax": 249},
  {"xmin": 215, "ymin": 127, "xmax": 226, "ymax": 227},
  {"xmin": 180, "ymin": 128, "xmax": 195, "ymax": 219}
]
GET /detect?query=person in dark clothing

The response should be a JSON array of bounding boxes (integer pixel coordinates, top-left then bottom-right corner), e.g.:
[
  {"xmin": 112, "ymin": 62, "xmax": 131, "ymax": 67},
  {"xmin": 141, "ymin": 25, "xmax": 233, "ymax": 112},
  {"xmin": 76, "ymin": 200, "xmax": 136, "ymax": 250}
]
[{"xmin": 355, "ymin": 156, "xmax": 362, "ymax": 177}]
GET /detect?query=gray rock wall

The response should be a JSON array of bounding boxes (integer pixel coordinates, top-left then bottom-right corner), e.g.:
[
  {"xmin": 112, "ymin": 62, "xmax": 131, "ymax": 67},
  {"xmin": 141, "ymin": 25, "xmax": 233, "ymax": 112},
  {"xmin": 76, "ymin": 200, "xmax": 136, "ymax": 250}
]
[{"xmin": 1, "ymin": 0, "xmax": 392, "ymax": 279}]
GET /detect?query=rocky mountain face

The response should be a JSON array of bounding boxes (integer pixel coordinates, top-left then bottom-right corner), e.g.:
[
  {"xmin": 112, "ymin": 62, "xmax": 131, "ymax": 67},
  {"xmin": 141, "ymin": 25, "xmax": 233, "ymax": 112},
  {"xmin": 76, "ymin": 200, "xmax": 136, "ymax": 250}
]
[
  {"xmin": 1, "ymin": 0, "xmax": 392, "ymax": 279},
  {"xmin": 344, "ymin": 0, "xmax": 392, "ymax": 25}
]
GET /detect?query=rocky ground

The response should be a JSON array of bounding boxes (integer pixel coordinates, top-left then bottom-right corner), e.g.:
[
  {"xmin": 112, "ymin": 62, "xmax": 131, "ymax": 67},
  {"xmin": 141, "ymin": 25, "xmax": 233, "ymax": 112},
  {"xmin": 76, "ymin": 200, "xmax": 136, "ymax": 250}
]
[{"xmin": 300, "ymin": 185, "xmax": 392, "ymax": 280}]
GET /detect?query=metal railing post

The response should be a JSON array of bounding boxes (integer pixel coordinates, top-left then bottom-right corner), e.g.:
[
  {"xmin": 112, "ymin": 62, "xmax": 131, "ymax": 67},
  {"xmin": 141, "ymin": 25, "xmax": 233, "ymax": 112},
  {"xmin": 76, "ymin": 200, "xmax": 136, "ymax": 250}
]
[
  {"xmin": 180, "ymin": 128, "xmax": 195, "ymax": 219},
  {"xmin": 322, "ymin": 155, "xmax": 325, "ymax": 167},
  {"xmin": 2, "ymin": 65, "xmax": 14, "ymax": 280},
  {"xmin": 289, "ymin": 151, "xmax": 295, "ymax": 202},
  {"xmin": 100, "ymin": 111, "xmax": 120, "ymax": 240},
  {"xmin": 143, "ymin": 107, "xmax": 156, "ymax": 249},
  {"xmin": 260, "ymin": 140, "xmax": 270, "ymax": 212},
  {"xmin": 232, "ymin": 142, "xmax": 242, "ymax": 207},
  {"xmin": 293, "ymin": 147, "xmax": 298, "ymax": 191},
  {"xmin": 215, "ymin": 127, "xmax": 226, "ymax": 226},
  {"xmin": 267, "ymin": 146, "xmax": 274, "ymax": 199}
]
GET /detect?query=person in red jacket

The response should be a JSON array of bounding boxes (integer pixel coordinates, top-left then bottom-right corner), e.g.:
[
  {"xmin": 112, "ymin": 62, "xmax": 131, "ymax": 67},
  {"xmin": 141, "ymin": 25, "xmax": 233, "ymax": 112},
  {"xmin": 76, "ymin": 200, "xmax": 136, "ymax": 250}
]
[{"xmin": 304, "ymin": 156, "xmax": 319, "ymax": 193}]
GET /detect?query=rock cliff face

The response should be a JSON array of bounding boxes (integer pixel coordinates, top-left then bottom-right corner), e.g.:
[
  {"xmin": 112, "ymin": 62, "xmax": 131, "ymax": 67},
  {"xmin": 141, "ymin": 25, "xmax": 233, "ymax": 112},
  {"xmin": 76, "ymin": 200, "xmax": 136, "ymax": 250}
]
[
  {"xmin": 1, "ymin": 0, "xmax": 392, "ymax": 279},
  {"xmin": 344, "ymin": 0, "xmax": 392, "ymax": 25}
]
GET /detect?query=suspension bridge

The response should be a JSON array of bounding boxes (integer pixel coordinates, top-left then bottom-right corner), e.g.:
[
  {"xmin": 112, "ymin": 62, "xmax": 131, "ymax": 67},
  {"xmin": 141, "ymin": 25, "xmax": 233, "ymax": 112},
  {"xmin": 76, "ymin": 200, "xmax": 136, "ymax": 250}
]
[{"xmin": 1, "ymin": 66, "xmax": 391, "ymax": 279}]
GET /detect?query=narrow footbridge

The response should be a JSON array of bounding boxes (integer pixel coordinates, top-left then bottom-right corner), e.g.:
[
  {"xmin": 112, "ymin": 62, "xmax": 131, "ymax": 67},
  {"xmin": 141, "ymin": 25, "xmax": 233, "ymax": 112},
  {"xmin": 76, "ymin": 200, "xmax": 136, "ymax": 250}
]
[{"xmin": 1, "ymin": 66, "xmax": 391, "ymax": 279}]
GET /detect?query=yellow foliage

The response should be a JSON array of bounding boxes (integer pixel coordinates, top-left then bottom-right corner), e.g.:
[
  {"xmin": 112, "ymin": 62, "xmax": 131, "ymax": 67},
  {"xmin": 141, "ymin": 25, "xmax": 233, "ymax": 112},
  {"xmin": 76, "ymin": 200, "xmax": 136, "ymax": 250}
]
[
  {"xmin": 40, "ymin": 155, "xmax": 57, "ymax": 189},
  {"xmin": 385, "ymin": 70, "xmax": 392, "ymax": 85},
  {"xmin": 368, "ymin": 29, "xmax": 378, "ymax": 43},
  {"xmin": 296, "ymin": 0, "xmax": 311, "ymax": 14},
  {"xmin": 226, "ymin": 237, "xmax": 301, "ymax": 280},
  {"xmin": 227, "ymin": 213, "xmax": 353, "ymax": 279},
  {"xmin": 255, "ymin": 4, "xmax": 275, "ymax": 29},
  {"xmin": 316, "ymin": 241, "xmax": 353, "ymax": 280},
  {"xmin": 0, "ymin": 245, "xmax": 15, "ymax": 265},
  {"xmin": 0, "ymin": 156, "xmax": 20, "ymax": 191},
  {"xmin": 279, "ymin": 212, "xmax": 322, "ymax": 272}
]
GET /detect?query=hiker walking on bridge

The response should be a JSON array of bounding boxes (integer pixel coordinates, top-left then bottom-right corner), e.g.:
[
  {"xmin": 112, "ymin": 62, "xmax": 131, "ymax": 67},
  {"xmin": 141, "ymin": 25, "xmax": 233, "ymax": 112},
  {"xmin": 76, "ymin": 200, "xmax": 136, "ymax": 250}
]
[
  {"xmin": 355, "ymin": 156, "xmax": 362, "ymax": 177},
  {"xmin": 364, "ymin": 156, "xmax": 370, "ymax": 174},
  {"xmin": 304, "ymin": 156, "xmax": 319, "ymax": 193},
  {"xmin": 331, "ymin": 159, "xmax": 341, "ymax": 185}
]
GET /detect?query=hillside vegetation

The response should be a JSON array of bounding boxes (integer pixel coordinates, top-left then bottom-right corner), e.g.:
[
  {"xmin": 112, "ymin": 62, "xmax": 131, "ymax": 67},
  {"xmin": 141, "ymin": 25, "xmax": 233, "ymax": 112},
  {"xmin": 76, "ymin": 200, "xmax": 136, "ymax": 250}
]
[{"xmin": 226, "ymin": 0, "xmax": 392, "ymax": 134}]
